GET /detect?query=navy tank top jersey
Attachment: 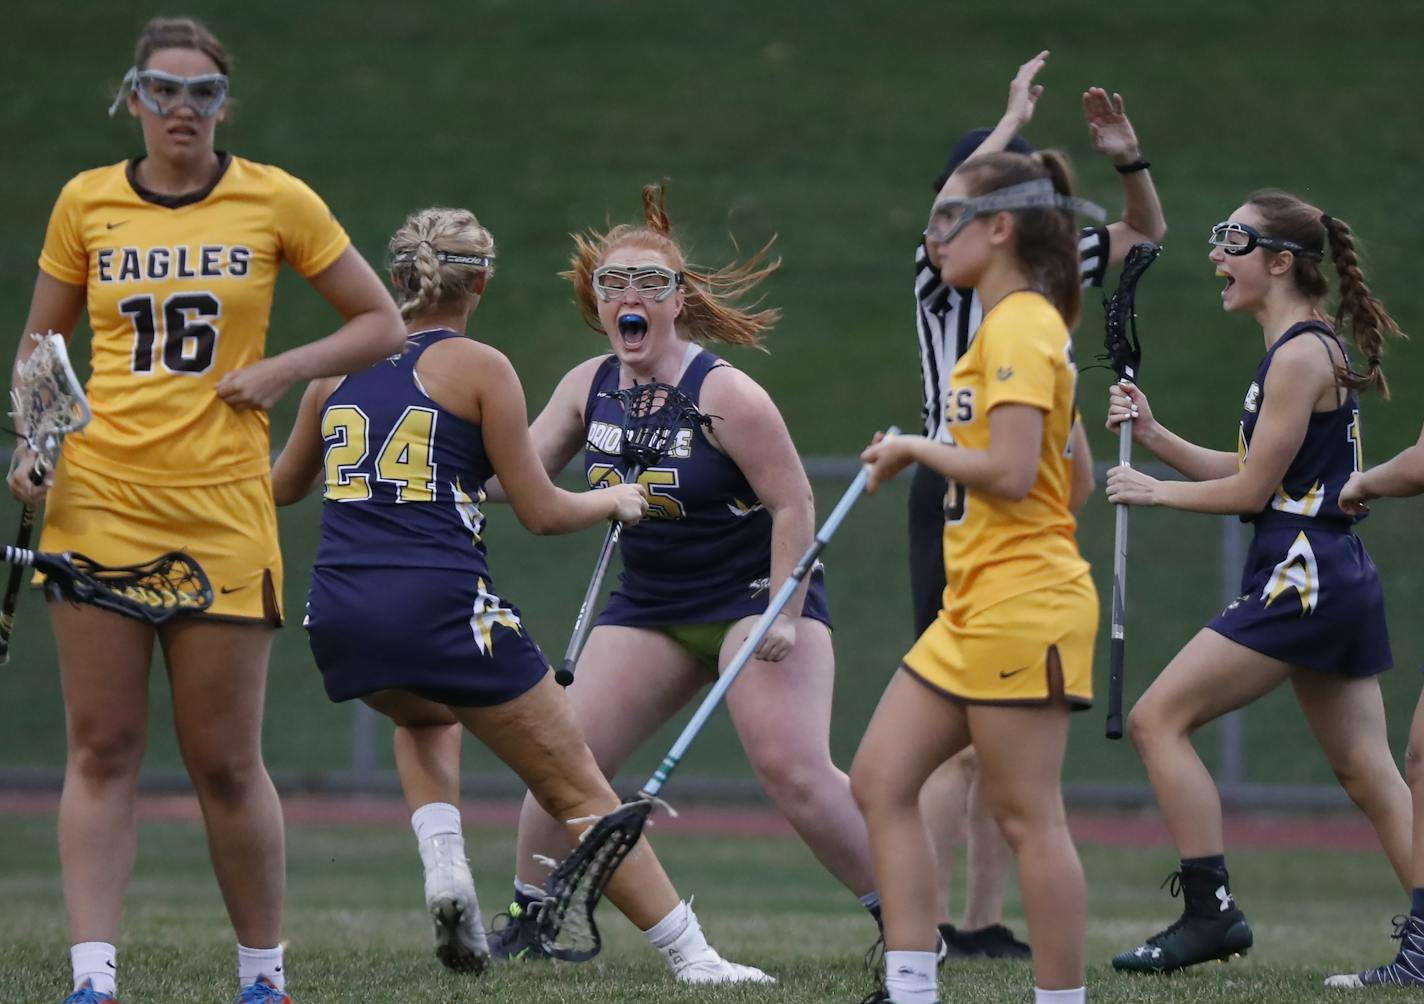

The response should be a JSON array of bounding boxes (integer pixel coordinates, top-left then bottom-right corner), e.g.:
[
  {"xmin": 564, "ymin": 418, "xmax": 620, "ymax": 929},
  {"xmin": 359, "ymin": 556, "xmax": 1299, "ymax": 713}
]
[
  {"xmin": 583, "ymin": 350, "xmax": 832, "ymax": 628},
  {"xmin": 1208, "ymin": 320, "xmax": 1390, "ymax": 677},
  {"xmin": 305, "ymin": 328, "xmax": 548, "ymax": 708},
  {"xmin": 1236, "ymin": 321, "xmax": 1363, "ymax": 529},
  {"xmin": 315, "ymin": 329, "xmax": 495, "ymax": 574}
]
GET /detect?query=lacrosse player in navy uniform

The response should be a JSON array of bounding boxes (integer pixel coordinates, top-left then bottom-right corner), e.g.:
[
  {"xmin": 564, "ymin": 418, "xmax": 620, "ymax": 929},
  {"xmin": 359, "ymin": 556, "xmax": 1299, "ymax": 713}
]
[
  {"xmin": 911, "ymin": 50, "xmax": 1165, "ymax": 960},
  {"xmin": 1105, "ymin": 191, "xmax": 1410, "ymax": 973},
  {"xmin": 272, "ymin": 207, "xmax": 770, "ymax": 985},
  {"xmin": 1326, "ymin": 424, "xmax": 1424, "ymax": 989},
  {"xmin": 477, "ymin": 184, "xmax": 882, "ymax": 962}
]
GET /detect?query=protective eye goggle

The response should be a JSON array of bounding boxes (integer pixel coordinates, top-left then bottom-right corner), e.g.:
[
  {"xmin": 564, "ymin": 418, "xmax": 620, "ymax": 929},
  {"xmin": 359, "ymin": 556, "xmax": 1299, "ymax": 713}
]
[
  {"xmin": 107, "ymin": 67, "xmax": 230, "ymax": 119},
  {"xmin": 592, "ymin": 264, "xmax": 683, "ymax": 303},
  {"xmin": 924, "ymin": 179, "xmax": 1107, "ymax": 247},
  {"xmin": 1208, "ymin": 221, "xmax": 1322, "ymax": 260}
]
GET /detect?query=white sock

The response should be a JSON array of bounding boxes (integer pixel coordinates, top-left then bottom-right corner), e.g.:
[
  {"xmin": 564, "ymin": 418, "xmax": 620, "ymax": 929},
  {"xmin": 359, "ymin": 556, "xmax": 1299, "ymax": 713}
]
[
  {"xmin": 644, "ymin": 899, "xmax": 693, "ymax": 948},
  {"xmin": 410, "ymin": 801, "xmax": 462, "ymax": 845},
  {"xmin": 514, "ymin": 878, "xmax": 545, "ymax": 903},
  {"xmin": 884, "ymin": 950, "xmax": 938, "ymax": 1004},
  {"xmin": 1034, "ymin": 988, "xmax": 1085, "ymax": 1004},
  {"xmin": 71, "ymin": 942, "xmax": 116, "ymax": 996},
  {"xmin": 238, "ymin": 944, "xmax": 285, "ymax": 991}
]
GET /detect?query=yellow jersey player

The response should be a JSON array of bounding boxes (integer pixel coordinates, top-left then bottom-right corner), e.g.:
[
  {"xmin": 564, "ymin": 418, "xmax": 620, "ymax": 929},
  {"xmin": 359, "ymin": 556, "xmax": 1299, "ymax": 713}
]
[
  {"xmin": 6, "ymin": 17, "xmax": 403, "ymax": 1004},
  {"xmin": 853, "ymin": 151, "xmax": 1103, "ymax": 1004}
]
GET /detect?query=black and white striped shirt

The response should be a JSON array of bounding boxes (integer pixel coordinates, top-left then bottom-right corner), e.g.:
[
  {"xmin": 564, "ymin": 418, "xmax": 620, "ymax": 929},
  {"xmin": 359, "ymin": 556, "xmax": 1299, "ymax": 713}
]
[{"xmin": 914, "ymin": 227, "xmax": 1109, "ymax": 441}]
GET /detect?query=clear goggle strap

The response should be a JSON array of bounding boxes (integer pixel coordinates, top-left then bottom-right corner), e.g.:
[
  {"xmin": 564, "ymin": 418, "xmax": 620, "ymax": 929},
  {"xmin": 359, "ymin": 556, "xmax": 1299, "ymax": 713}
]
[
  {"xmin": 107, "ymin": 66, "xmax": 138, "ymax": 118},
  {"xmin": 927, "ymin": 179, "xmax": 1107, "ymax": 245}
]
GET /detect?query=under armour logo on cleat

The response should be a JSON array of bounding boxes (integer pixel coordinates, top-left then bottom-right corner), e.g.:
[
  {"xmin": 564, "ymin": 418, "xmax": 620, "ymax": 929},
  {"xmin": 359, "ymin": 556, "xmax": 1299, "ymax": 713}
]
[
  {"xmin": 1216, "ymin": 885, "xmax": 1234, "ymax": 911},
  {"xmin": 1134, "ymin": 945, "xmax": 1162, "ymax": 959}
]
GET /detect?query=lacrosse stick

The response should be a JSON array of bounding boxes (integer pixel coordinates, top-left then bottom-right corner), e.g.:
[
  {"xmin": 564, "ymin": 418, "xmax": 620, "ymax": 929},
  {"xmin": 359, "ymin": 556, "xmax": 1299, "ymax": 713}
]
[
  {"xmin": 534, "ymin": 428, "xmax": 897, "ymax": 960},
  {"xmin": 556, "ymin": 374, "xmax": 712, "ymax": 687},
  {"xmin": 1102, "ymin": 243, "xmax": 1162, "ymax": 740},
  {"xmin": 1, "ymin": 546, "xmax": 213, "ymax": 623},
  {"xmin": 1, "ymin": 332, "xmax": 92, "ymax": 664}
]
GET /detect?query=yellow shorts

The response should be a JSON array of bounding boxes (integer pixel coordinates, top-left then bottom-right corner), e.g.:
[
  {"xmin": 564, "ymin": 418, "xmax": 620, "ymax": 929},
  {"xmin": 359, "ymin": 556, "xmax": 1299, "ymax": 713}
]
[
  {"xmin": 903, "ymin": 573, "xmax": 1097, "ymax": 706},
  {"xmin": 36, "ymin": 456, "xmax": 283, "ymax": 625}
]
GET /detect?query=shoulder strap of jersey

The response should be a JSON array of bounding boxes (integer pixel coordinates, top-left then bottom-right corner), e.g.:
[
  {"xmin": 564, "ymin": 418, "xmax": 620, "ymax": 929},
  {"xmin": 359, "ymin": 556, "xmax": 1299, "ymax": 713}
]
[
  {"xmin": 677, "ymin": 348, "xmax": 726, "ymax": 401},
  {"xmin": 583, "ymin": 355, "xmax": 620, "ymax": 420}
]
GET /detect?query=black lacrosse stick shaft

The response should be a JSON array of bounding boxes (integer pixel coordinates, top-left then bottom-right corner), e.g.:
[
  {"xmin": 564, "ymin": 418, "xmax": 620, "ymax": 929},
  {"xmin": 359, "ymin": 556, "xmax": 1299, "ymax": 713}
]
[{"xmin": 1103, "ymin": 242, "xmax": 1161, "ymax": 740}]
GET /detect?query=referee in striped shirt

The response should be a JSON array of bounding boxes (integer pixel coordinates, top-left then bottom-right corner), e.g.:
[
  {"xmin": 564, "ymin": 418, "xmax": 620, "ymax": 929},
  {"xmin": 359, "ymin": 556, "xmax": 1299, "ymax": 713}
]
[{"xmin": 911, "ymin": 52, "xmax": 1167, "ymax": 960}]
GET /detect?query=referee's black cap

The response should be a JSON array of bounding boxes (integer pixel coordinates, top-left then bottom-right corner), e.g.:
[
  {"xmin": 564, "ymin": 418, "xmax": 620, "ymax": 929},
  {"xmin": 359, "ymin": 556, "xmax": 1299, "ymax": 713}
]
[{"xmin": 934, "ymin": 128, "xmax": 1036, "ymax": 191}]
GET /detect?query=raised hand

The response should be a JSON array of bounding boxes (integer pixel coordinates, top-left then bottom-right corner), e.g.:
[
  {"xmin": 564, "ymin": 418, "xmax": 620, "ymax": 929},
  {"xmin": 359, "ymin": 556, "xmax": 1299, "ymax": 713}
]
[
  {"xmin": 1005, "ymin": 50, "xmax": 1050, "ymax": 129},
  {"xmin": 1082, "ymin": 87, "xmax": 1142, "ymax": 166}
]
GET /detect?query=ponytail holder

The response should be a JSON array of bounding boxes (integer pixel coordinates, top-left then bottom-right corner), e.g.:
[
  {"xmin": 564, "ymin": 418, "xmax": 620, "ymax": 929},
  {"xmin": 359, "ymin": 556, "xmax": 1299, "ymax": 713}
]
[
  {"xmin": 1368, "ymin": 355, "xmax": 1381, "ymax": 366},
  {"xmin": 1320, "ymin": 213, "xmax": 1333, "ymax": 229}
]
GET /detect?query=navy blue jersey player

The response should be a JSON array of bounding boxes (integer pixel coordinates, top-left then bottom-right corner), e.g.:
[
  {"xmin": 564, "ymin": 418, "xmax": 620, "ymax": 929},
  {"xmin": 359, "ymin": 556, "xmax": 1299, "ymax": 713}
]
[
  {"xmin": 1104, "ymin": 190, "xmax": 1410, "ymax": 974},
  {"xmin": 272, "ymin": 207, "xmax": 771, "ymax": 987},
  {"xmin": 482, "ymin": 185, "xmax": 883, "ymax": 962}
]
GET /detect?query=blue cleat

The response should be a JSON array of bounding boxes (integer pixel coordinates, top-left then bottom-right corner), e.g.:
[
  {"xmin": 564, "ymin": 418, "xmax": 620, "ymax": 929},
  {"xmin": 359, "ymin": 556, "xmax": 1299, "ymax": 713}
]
[
  {"xmin": 61, "ymin": 981, "xmax": 116, "ymax": 1004},
  {"xmin": 234, "ymin": 975, "xmax": 290, "ymax": 1003}
]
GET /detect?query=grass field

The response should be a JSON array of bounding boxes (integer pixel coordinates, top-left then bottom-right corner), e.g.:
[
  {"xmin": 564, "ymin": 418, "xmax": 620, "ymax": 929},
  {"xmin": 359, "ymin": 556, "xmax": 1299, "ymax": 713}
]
[
  {"xmin": 4, "ymin": 4, "xmax": 1424, "ymax": 790},
  {"xmin": 0, "ymin": 812, "xmax": 1414, "ymax": 1003}
]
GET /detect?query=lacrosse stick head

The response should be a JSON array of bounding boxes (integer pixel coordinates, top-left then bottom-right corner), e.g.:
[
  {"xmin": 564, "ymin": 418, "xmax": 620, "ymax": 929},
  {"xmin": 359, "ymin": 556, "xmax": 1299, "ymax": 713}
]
[
  {"xmin": 1101, "ymin": 243, "xmax": 1162, "ymax": 383},
  {"xmin": 535, "ymin": 797, "xmax": 654, "ymax": 962},
  {"xmin": 598, "ymin": 381, "xmax": 711, "ymax": 470},
  {"xmin": 51, "ymin": 550, "xmax": 214, "ymax": 624},
  {"xmin": 11, "ymin": 332, "xmax": 91, "ymax": 476}
]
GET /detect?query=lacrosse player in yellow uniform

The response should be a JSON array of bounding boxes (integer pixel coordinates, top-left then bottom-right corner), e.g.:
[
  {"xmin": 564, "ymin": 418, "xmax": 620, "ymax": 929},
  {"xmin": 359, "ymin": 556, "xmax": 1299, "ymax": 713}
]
[{"xmin": 7, "ymin": 16, "xmax": 403, "ymax": 1004}]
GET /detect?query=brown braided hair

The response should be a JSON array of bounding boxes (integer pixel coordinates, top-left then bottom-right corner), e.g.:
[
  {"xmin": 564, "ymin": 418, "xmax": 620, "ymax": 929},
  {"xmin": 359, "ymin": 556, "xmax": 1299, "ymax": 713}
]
[
  {"xmin": 955, "ymin": 150, "xmax": 1083, "ymax": 328},
  {"xmin": 563, "ymin": 184, "xmax": 780, "ymax": 350},
  {"xmin": 1246, "ymin": 189, "xmax": 1405, "ymax": 398},
  {"xmin": 388, "ymin": 208, "xmax": 496, "ymax": 322}
]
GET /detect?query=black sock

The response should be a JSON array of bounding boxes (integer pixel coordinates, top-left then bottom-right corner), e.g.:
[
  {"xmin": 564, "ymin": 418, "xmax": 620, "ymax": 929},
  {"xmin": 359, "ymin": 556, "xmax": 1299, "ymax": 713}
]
[{"xmin": 1181, "ymin": 854, "xmax": 1228, "ymax": 872}]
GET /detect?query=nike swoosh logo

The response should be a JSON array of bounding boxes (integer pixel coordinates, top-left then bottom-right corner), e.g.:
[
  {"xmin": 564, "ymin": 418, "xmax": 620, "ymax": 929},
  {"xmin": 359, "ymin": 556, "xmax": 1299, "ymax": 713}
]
[
  {"xmin": 998, "ymin": 665, "xmax": 1030, "ymax": 679},
  {"xmin": 106, "ymin": 221, "xmax": 128, "ymax": 230},
  {"xmin": 219, "ymin": 584, "xmax": 248, "ymax": 594}
]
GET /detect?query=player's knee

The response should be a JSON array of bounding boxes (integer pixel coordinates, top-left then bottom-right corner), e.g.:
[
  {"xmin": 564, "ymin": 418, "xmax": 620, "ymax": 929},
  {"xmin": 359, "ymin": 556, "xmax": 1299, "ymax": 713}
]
[
  {"xmin": 850, "ymin": 752, "xmax": 909, "ymax": 815},
  {"xmin": 1124, "ymin": 703, "xmax": 1159, "ymax": 752},
  {"xmin": 754, "ymin": 755, "xmax": 821, "ymax": 812},
  {"xmin": 183, "ymin": 746, "xmax": 264, "ymax": 803},
  {"xmin": 67, "ymin": 720, "xmax": 146, "ymax": 782}
]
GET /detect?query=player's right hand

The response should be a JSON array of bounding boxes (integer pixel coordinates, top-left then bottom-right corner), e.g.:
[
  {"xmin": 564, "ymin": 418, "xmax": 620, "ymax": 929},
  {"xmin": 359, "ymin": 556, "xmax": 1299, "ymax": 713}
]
[
  {"xmin": 1106, "ymin": 380, "xmax": 1156, "ymax": 444},
  {"xmin": 6, "ymin": 444, "xmax": 50, "ymax": 506},
  {"xmin": 1004, "ymin": 50, "xmax": 1049, "ymax": 128},
  {"xmin": 1338, "ymin": 470, "xmax": 1373, "ymax": 516},
  {"xmin": 607, "ymin": 482, "xmax": 649, "ymax": 526}
]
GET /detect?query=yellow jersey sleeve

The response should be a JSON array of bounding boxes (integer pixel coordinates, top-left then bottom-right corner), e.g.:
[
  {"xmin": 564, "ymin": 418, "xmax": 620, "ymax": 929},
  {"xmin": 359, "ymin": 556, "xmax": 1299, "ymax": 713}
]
[
  {"xmin": 272, "ymin": 170, "xmax": 350, "ymax": 277},
  {"xmin": 977, "ymin": 295, "xmax": 1061, "ymax": 415},
  {"xmin": 38, "ymin": 176, "xmax": 89, "ymax": 286}
]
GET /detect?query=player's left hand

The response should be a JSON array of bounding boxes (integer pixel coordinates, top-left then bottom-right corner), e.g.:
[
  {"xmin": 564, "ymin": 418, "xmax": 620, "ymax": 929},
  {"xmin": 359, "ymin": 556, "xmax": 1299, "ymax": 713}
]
[
  {"xmin": 216, "ymin": 356, "xmax": 301, "ymax": 410},
  {"xmin": 1105, "ymin": 464, "xmax": 1160, "ymax": 506},
  {"xmin": 1338, "ymin": 470, "xmax": 1374, "ymax": 516},
  {"xmin": 861, "ymin": 432, "xmax": 919, "ymax": 493},
  {"xmin": 754, "ymin": 613, "xmax": 796, "ymax": 663},
  {"xmin": 1082, "ymin": 88, "xmax": 1142, "ymax": 166}
]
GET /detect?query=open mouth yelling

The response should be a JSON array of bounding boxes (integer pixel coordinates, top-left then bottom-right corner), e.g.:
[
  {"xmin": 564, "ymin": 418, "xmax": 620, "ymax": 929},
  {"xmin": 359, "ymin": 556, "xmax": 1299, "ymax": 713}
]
[
  {"xmin": 617, "ymin": 312, "xmax": 648, "ymax": 350},
  {"xmin": 1216, "ymin": 269, "xmax": 1235, "ymax": 298}
]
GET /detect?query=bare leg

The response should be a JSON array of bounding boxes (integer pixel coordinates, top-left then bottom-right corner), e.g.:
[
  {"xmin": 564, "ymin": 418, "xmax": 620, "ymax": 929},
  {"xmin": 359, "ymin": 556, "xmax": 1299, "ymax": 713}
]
[
  {"xmin": 51, "ymin": 601, "xmax": 156, "ymax": 944},
  {"xmin": 1126, "ymin": 629, "xmax": 1292, "ymax": 857},
  {"xmin": 968, "ymin": 699, "xmax": 1081, "ymax": 990},
  {"xmin": 512, "ymin": 626, "xmax": 702, "ymax": 891},
  {"xmin": 722, "ymin": 617, "xmax": 876, "ymax": 896},
  {"xmin": 163, "ymin": 618, "xmax": 285, "ymax": 947},
  {"xmin": 961, "ymin": 756, "xmax": 1014, "ymax": 931},
  {"xmin": 1408, "ymin": 690, "xmax": 1424, "ymax": 890},
  {"xmin": 454, "ymin": 673, "xmax": 680, "ymax": 929},
  {"xmin": 919, "ymin": 752, "xmax": 971, "ymax": 925},
  {"xmin": 852, "ymin": 670, "xmax": 970, "ymax": 953},
  {"xmin": 1292, "ymin": 671, "xmax": 1411, "ymax": 888},
  {"xmin": 389, "ymin": 715, "xmax": 464, "ymax": 810}
]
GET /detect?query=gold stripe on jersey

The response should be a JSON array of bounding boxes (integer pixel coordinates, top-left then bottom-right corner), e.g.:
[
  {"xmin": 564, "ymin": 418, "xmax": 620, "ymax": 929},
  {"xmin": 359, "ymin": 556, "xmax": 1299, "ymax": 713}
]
[
  {"xmin": 38, "ymin": 154, "xmax": 350, "ymax": 486},
  {"xmin": 940, "ymin": 291, "xmax": 1090, "ymax": 622}
]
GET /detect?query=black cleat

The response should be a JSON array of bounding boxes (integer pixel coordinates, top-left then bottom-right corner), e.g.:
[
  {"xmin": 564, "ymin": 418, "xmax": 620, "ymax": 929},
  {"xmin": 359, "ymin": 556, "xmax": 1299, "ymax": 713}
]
[
  {"xmin": 487, "ymin": 900, "xmax": 551, "ymax": 962},
  {"xmin": 955, "ymin": 923, "xmax": 1032, "ymax": 960},
  {"xmin": 1113, "ymin": 866, "xmax": 1253, "ymax": 973},
  {"xmin": 1325, "ymin": 913, "xmax": 1424, "ymax": 988}
]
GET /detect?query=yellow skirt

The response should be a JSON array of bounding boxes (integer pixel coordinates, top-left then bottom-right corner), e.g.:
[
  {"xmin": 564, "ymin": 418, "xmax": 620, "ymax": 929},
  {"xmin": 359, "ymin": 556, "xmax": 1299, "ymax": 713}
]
[
  {"xmin": 903, "ymin": 572, "xmax": 1097, "ymax": 706},
  {"xmin": 37, "ymin": 455, "xmax": 283, "ymax": 625}
]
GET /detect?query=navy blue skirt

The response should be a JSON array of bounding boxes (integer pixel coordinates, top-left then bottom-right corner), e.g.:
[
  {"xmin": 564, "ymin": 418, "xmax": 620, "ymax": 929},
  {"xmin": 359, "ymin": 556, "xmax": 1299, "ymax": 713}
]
[
  {"xmin": 305, "ymin": 565, "xmax": 548, "ymax": 706},
  {"xmin": 598, "ymin": 563, "xmax": 833, "ymax": 630},
  {"xmin": 1208, "ymin": 522, "xmax": 1391, "ymax": 677}
]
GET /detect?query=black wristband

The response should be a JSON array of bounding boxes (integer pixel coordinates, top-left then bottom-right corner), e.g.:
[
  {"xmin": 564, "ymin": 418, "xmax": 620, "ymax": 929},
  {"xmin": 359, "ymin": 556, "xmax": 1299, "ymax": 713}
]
[{"xmin": 1114, "ymin": 157, "xmax": 1151, "ymax": 174}]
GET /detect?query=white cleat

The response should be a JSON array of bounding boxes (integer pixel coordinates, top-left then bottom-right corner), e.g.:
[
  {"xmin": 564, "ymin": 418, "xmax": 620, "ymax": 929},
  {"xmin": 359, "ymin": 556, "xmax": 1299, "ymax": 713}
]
[
  {"xmin": 421, "ymin": 834, "xmax": 489, "ymax": 974},
  {"xmin": 673, "ymin": 952, "xmax": 776, "ymax": 985},
  {"xmin": 1324, "ymin": 973, "xmax": 1366, "ymax": 989}
]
